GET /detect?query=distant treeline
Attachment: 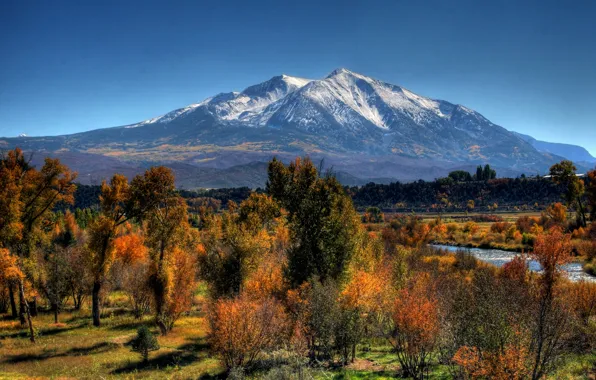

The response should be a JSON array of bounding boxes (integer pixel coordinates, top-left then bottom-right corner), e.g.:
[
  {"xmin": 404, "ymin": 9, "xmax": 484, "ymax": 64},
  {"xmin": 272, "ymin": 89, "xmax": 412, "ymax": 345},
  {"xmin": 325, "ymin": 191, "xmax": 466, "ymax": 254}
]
[
  {"xmin": 65, "ymin": 175, "xmax": 566, "ymax": 213},
  {"xmin": 347, "ymin": 176, "xmax": 564, "ymax": 212},
  {"xmin": 64, "ymin": 185, "xmax": 258, "ymax": 211}
]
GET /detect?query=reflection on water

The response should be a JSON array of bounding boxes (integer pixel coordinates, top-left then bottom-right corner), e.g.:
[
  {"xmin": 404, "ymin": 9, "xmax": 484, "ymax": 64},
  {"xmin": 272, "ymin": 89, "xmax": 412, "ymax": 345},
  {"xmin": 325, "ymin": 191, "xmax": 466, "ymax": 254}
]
[{"xmin": 431, "ymin": 244, "xmax": 595, "ymax": 283}]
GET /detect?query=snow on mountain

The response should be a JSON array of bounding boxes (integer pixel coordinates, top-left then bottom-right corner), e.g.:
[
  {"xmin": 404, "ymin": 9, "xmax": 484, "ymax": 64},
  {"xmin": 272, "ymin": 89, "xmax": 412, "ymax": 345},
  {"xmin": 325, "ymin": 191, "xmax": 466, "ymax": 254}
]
[
  {"xmin": 5, "ymin": 68, "xmax": 573, "ymax": 178},
  {"xmin": 125, "ymin": 74, "xmax": 312, "ymax": 129},
  {"xmin": 124, "ymin": 68, "xmax": 495, "ymax": 139}
]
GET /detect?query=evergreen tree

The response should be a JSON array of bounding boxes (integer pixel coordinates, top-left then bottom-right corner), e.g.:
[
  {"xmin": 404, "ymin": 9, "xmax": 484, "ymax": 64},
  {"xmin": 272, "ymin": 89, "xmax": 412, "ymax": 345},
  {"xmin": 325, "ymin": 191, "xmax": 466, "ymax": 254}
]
[{"xmin": 131, "ymin": 325, "xmax": 160, "ymax": 363}]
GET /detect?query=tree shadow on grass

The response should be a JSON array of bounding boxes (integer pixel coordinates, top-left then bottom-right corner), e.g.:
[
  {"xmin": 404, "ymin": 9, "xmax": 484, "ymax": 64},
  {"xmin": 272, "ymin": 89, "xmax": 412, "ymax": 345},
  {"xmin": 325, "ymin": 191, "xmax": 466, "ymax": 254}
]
[
  {"xmin": 111, "ymin": 337, "xmax": 214, "ymax": 375},
  {"xmin": 0, "ymin": 322, "xmax": 87, "ymax": 339},
  {"xmin": 107, "ymin": 319, "xmax": 152, "ymax": 331},
  {"xmin": 2, "ymin": 341, "xmax": 119, "ymax": 364}
]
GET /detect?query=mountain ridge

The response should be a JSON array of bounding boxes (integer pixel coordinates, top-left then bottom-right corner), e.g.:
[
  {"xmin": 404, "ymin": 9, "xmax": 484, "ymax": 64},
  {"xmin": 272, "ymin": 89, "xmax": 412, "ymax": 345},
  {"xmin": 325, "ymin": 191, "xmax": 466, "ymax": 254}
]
[{"xmin": 1, "ymin": 68, "xmax": 586, "ymax": 188}]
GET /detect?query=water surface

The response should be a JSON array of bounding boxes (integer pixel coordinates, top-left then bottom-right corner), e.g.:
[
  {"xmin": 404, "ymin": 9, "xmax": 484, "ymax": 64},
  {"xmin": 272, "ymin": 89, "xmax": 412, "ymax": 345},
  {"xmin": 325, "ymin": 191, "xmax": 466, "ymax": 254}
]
[{"xmin": 431, "ymin": 244, "xmax": 595, "ymax": 282}]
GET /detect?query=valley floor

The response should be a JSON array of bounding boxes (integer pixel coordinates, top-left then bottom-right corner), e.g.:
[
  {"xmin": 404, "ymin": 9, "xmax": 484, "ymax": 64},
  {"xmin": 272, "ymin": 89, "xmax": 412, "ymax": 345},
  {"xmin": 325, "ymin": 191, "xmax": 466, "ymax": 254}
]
[{"xmin": 0, "ymin": 294, "xmax": 594, "ymax": 379}]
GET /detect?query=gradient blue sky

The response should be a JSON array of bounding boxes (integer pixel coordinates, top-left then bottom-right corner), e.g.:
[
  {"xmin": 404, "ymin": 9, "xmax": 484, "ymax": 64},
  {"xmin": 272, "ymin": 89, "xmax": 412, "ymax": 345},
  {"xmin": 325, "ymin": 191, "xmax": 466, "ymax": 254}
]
[{"xmin": 1, "ymin": 0, "xmax": 595, "ymax": 154}]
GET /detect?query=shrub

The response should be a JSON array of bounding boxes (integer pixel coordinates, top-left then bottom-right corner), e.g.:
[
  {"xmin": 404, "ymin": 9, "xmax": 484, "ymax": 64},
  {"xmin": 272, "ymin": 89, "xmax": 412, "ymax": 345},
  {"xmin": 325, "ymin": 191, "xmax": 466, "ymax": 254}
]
[
  {"xmin": 470, "ymin": 214, "xmax": 504, "ymax": 223},
  {"xmin": 462, "ymin": 221, "xmax": 479, "ymax": 234},
  {"xmin": 522, "ymin": 233, "xmax": 536, "ymax": 246},
  {"xmin": 209, "ymin": 295, "xmax": 289, "ymax": 371},
  {"xmin": 389, "ymin": 275, "xmax": 439, "ymax": 378},
  {"xmin": 131, "ymin": 325, "xmax": 160, "ymax": 363},
  {"xmin": 490, "ymin": 222, "xmax": 511, "ymax": 234},
  {"xmin": 575, "ymin": 240, "xmax": 596, "ymax": 261},
  {"xmin": 516, "ymin": 216, "xmax": 538, "ymax": 234}
]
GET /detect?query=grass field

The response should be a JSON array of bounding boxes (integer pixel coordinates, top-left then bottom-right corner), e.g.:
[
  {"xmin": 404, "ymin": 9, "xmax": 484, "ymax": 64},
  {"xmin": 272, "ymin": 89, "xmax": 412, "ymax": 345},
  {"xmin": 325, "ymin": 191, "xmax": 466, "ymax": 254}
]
[{"xmin": 0, "ymin": 295, "xmax": 594, "ymax": 379}]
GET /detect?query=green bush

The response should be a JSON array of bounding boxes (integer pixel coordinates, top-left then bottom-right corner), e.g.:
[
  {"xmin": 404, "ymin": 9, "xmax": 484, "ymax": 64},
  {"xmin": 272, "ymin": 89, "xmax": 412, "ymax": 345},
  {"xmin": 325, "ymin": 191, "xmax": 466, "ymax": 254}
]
[{"xmin": 131, "ymin": 325, "xmax": 159, "ymax": 363}]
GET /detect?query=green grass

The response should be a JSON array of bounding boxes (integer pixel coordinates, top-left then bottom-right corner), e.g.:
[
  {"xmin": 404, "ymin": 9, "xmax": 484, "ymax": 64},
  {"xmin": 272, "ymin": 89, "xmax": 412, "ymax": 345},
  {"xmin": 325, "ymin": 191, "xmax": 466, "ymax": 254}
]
[
  {"xmin": 0, "ymin": 307, "xmax": 224, "ymax": 379},
  {"xmin": 0, "ymin": 298, "xmax": 594, "ymax": 379}
]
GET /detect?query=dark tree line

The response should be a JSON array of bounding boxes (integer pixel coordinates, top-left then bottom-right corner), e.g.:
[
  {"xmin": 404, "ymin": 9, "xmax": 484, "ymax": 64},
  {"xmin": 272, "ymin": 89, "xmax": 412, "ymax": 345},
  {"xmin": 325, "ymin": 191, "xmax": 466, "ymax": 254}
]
[
  {"xmin": 63, "ymin": 173, "xmax": 569, "ymax": 214},
  {"xmin": 347, "ymin": 176, "xmax": 565, "ymax": 210}
]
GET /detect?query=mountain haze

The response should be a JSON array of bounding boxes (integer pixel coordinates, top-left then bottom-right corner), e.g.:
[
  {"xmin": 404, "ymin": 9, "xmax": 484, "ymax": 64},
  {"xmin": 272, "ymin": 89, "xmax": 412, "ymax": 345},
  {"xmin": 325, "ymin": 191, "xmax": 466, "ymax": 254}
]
[
  {"xmin": 1, "ymin": 69, "xmax": 573, "ymax": 187},
  {"xmin": 512, "ymin": 132, "xmax": 596, "ymax": 164}
]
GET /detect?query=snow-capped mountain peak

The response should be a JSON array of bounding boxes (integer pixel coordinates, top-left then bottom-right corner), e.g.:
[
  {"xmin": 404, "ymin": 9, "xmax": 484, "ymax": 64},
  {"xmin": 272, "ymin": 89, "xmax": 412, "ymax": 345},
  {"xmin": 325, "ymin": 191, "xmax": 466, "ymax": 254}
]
[
  {"xmin": 5, "ymin": 68, "xmax": 572, "ymax": 180},
  {"xmin": 113, "ymin": 69, "xmax": 559, "ymax": 170}
]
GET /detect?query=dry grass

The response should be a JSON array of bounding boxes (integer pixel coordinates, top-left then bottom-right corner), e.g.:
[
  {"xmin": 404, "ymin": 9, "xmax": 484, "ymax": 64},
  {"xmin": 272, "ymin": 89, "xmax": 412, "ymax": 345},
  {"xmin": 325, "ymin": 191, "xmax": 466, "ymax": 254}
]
[{"xmin": 0, "ymin": 301, "xmax": 223, "ymax": 379}]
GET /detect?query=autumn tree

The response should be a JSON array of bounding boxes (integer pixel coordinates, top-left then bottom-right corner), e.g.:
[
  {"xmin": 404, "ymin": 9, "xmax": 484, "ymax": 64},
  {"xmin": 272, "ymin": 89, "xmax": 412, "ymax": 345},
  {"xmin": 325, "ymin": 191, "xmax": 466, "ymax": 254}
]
[
  {"xmin": 113, "ymin": 227, "xmax": 151, "ymax": 318},
  {"xmin": 199, "ymin": 193, "xmax": 279, "ymax": 298},
  {"xmin": 0, "ymin": 248, "xmax": 34, "ymax": 341},
  {"xmin": 453, "ymin": 337, "xmax": 532, "ymax": 380},
  {"xmin": 363, "ymin": 207, "xmax": 384, "ymax": 223},
  {"xmin": 145, "ymin": 187, "xmax": 198, "ymax": 334},
  {"xmin": 549, "ymin": 160, "xmax": 587, "ymax": 227},
  {"xmin": 209, "ymin": 295, "xmax": 289, "ymax": 371},
  {"xmin": 529, "ymin": 228, "xmax": 573, "ymax": 379},
  {"xmin": 389, "ymin": 275, "xmax": 439, "ymax": 379},
  {"xmin": 466, "ymin": 199, "xmax": 475, "ymax": 212},
  {"xmin": 383, "ymin": 214, "xmax": 431, "ymax": 248},
  {"xmin": 267, "ymin": 157, "xmax": 360, "ymax": 286},
  {"xmin": 0, "ymin": 148, "xmax": 76, "ymax": 341},
  {"xmin": 587, "ymin": 168, "xmax": 596, "ymax": 221},
  {"xmin": 87, "ymin": 167, "xmax": 175, "ymax": 327},
  {"xmin": 444, "ymin": 264, "xmax": 534, "ymax": 378},
  {"xmin": 34, "ymin": 211, "xmax": 81, "ymax": 323},
  {"xmin": 338, "ymin": 267, "xmax": 393, "ymax": 363},
  {"xmin": 541, "ymin": 202, "xmax": 567, "ymax": 227}
]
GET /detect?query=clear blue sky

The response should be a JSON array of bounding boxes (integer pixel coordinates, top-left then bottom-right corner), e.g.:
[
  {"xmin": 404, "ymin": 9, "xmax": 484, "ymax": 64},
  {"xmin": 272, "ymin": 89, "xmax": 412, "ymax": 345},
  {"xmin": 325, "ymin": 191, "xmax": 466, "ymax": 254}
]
[{"xmin": 1, "ymin": 0, "xmax": 595, "ymax": 154}]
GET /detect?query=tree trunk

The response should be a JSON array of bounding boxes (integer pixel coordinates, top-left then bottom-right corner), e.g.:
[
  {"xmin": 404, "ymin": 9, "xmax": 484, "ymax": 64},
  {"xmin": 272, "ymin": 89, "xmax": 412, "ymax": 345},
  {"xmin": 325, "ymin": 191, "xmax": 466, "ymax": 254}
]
[
  {"xmin": 577, "ymin": 196, "xmax": 587, "ymax": 227},
  {"xmin": 8, "ymin": 282, "xmax": 17, "ymax": 319},
  {"xmin": 52, "ymin": 302, "xmax": 58, "ymax": 323},
  {"xmin": 30, "ymin": 296, "xmax": 38, "ymax": 317},
  {"xmin": 92, "ymin": 280, "xmax": 101, "ymax": 327},
  {"xmin": 18, "ymin": 280, "xmax": 35, "ymax": 343},
  {"xmin": 18, "ymin": 287, "xmax": 26, "ymax": 326}
]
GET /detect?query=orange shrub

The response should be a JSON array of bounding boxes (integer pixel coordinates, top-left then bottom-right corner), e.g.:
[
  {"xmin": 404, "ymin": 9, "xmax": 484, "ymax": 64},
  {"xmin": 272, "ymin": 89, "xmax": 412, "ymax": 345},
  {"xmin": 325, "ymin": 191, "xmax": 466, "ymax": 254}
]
[
  {"xmin": 390, "ymin": 275, "xmax": 439, "ymax": 378},
  {"xmin": 491, "ymin": 222, "xmax": 511, "ymax": 234},
  {"xmin": 209, "ymin": 295, "xmax": 289, "ymax": 370},
  {"xmin": 453, "ymin": 340, "xmax": 531, "ymax": 379}
]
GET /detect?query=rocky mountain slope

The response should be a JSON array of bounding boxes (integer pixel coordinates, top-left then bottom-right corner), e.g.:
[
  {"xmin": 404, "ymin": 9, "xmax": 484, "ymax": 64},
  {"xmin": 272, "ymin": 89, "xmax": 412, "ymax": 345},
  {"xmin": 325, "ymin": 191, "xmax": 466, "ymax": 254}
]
[{"xmin": 1, "ymin": 69, "xmax": 572, "ymax": 187}]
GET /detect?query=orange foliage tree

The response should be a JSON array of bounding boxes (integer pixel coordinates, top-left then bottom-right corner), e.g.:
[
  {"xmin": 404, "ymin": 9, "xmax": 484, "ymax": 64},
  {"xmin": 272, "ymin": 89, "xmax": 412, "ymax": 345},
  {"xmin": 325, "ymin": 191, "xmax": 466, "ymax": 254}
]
[
  {"xmin": 87, "ymin": 167, "xmax": 175, "ymax": 327},
  {"xmin": 529, "ymin": 228, "xmax": 572, "ymax": 379},
  {"xmin": 389, "ymin": 275, "xmax": 439, "ymax": 379},
  {"xmin": 113, "ymin": 227, "xmax": 151, "ymax": 318},
  {"xmin": 453, "ymin": 335, "xmax": 532, "ymax": 380},
  {"xmin": 209, "ymin": 295, "xmax": 289, "ymax": 371},
  {"xmin": 0, "ymin": 248, "xmax": 34, "ymax": 341},
  {"xmin": 0, "ymin": 148, "xmax": 76, "ymax": 341},
  {"xmin": 541, "ymin": 202, "xmax": 567, "ymax": 228},
  {"xmin": 383, "ymin": 214, "xmax": 431, "ymax": 249},
  {"xmin": 199, "ymin": 193, "xmax": 280, "ymax": 298},
  {"xmin": 145, "ymin": 193, "xmax": 198, "ymax": 334}
]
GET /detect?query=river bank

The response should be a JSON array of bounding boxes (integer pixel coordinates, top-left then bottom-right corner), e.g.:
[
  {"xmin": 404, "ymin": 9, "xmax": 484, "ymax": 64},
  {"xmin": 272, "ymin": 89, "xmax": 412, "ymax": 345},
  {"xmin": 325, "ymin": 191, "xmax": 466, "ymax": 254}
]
[{"xmin": 431, "ymin": 244, "xmax": 596, "ymax": 282}]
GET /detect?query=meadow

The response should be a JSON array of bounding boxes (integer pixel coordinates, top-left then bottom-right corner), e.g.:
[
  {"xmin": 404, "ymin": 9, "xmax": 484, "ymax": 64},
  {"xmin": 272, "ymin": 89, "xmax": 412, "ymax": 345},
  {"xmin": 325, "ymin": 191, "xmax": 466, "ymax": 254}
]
[
  {"xmin": 1, "ymin": 285, "xmax": 594, "ymax": 380},
  {"xmin": 1, "ymin": 151, "xmax": 596, "ymax": 379}
]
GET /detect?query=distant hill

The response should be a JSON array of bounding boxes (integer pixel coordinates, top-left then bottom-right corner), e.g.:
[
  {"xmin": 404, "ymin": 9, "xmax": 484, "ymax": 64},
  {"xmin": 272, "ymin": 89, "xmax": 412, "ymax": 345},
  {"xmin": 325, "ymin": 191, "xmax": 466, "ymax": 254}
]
[{"xmin": 512, "ymin": 132, "xmax": 595, "ymax": 165}]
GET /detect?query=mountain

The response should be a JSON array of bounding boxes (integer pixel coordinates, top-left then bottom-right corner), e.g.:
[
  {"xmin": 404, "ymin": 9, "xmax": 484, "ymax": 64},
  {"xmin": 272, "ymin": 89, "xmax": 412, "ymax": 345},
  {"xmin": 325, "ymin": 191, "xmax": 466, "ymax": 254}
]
[
  {"xmin": 1, "ymin": 68, "xmax": 570, "ymax": 187},
  {"xmin": 512, "ymin": 132, "xmax": 596, "ymax": 165}
]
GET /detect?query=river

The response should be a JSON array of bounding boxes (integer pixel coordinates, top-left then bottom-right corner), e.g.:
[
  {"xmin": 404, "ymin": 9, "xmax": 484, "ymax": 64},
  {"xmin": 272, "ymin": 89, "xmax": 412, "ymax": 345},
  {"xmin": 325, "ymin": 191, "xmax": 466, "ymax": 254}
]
[{"xmin": 431, "ymin": 244, "xmax": 595, "ymax": 282}]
